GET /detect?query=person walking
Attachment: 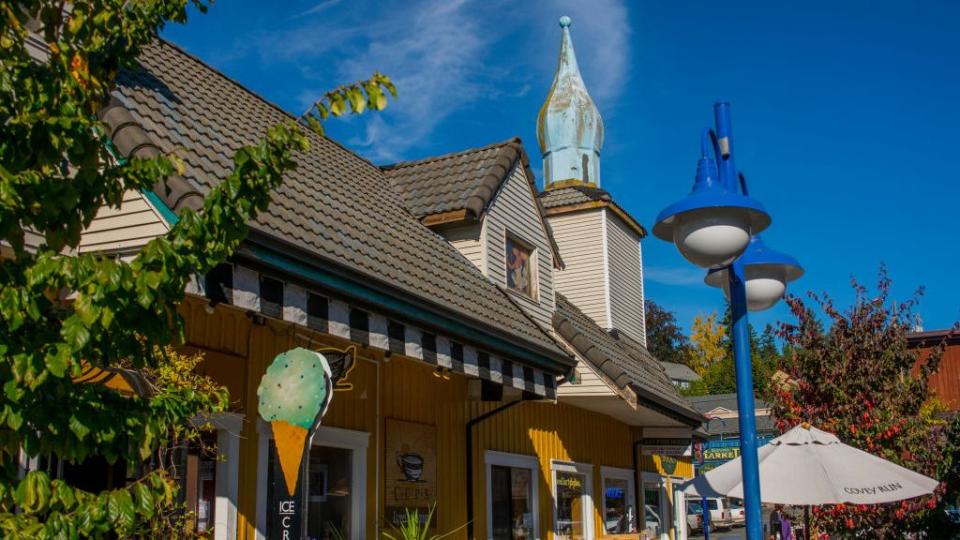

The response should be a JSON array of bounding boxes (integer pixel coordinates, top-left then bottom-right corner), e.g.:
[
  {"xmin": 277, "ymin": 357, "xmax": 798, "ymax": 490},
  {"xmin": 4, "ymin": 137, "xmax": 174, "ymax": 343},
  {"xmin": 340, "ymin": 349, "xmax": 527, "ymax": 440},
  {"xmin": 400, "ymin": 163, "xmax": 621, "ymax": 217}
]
[{"xmin": 769, "ymin": 505, "xmax": 794, "ymax": 540}]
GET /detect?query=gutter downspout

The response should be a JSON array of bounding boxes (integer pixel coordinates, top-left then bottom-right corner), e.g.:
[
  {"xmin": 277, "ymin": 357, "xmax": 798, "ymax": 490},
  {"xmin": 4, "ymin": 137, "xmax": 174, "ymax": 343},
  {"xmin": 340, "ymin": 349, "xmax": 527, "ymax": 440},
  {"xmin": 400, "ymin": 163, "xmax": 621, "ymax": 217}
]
[{"xmin": 465, "ymin": 400, "xmax": 524, "ymax": 540}]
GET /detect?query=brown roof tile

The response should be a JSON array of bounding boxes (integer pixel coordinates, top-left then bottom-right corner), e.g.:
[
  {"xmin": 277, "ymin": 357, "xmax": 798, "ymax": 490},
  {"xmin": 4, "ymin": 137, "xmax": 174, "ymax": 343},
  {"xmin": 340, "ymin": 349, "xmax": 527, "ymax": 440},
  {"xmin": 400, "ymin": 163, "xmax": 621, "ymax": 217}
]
[
  {"xmin": 553, "ymin": 293, "xmax": 703, "ymax": 424},
  {"xmin": 113, "ymin": 40, "xmax": 571, "ymax": 367},
  {"xmin": 382, "ymin": 139, "xmax": 523, "ymax": 219},
  {"xmin": 538, "ymin": 184, "xmax": 612, "ymax": 209}
]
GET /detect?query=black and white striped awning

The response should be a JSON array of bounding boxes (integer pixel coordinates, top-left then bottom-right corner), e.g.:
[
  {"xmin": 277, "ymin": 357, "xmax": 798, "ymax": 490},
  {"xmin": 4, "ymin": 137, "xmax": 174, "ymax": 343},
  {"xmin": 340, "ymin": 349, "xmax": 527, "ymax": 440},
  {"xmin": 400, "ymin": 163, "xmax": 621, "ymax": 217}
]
[{"xmin": 189, "ymin": 264, "xmax": 557, "ymax": 399}]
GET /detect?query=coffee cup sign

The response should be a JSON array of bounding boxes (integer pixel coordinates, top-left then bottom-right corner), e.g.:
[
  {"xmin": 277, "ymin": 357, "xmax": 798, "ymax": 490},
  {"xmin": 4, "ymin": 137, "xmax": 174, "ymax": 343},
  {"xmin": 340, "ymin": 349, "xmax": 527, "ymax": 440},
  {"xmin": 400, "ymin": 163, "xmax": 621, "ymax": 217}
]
[
  {"xmin": 397, "ymin": 452, "xmax": 425, "ymax": 482},
  {"xmin": 385, "ymin": 419, "xmax": 438, "ymax": 530}
]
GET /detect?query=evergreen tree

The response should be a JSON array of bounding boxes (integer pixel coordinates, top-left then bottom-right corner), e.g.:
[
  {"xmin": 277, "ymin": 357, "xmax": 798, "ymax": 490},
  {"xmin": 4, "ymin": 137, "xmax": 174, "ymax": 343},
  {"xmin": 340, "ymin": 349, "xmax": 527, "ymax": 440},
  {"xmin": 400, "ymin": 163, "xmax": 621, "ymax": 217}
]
[{"xmin": 644, "ymin": 299, "xmax": 690, "ymax": 366}]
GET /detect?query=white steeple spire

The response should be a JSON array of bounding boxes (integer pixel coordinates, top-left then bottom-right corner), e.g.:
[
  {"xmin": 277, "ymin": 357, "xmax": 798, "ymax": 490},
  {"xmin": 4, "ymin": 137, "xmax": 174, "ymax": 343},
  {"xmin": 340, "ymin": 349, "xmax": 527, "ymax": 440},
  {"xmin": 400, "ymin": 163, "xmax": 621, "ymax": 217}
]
[{"xmin": 537, "ymin": 16, "xmax": 605, "ymax": 188}]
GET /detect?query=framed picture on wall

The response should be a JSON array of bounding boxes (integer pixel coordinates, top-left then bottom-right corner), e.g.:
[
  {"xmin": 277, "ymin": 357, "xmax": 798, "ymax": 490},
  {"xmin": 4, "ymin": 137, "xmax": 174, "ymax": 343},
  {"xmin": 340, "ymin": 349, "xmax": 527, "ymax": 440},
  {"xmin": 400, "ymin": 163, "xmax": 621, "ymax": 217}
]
[{"xmin": 505, "ymin": 234, "xmax": 535, "ymax": 298}]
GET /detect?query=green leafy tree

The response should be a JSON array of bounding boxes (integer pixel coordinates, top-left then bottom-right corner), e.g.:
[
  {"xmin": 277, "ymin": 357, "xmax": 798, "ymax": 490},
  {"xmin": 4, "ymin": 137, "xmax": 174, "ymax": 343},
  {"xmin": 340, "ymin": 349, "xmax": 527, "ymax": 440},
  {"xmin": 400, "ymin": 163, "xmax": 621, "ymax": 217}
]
[
  {"xmin": 770, "ymin": 269, "xmax": 950, "ymax": 538},
  {"xmin": 0, "ymin": 1, "xmax": 394, "ymax": 537},
  {"xmin": 644, "ymin": 299, "xmax": 690, "ymax": 366},
  {"xmin": 684, "ymin": 313, "xmax": 782, "ymax": 398}
]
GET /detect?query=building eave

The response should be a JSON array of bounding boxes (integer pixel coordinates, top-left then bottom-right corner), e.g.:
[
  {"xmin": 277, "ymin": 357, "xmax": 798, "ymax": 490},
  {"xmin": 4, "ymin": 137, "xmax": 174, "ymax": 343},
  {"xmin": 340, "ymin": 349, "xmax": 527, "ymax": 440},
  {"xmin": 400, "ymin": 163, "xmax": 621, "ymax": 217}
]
[{"xmin": 239, "ymin": 231, "xmax": 577, "ymax": 376}]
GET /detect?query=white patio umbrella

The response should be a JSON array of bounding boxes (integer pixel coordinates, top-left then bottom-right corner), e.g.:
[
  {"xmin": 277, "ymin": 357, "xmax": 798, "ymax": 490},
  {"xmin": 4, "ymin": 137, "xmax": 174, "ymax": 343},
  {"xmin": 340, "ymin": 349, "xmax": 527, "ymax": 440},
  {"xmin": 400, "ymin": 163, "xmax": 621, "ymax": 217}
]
[{"xmin": 682, "ymin": 423, "xmax": 939, "ymax": 505}]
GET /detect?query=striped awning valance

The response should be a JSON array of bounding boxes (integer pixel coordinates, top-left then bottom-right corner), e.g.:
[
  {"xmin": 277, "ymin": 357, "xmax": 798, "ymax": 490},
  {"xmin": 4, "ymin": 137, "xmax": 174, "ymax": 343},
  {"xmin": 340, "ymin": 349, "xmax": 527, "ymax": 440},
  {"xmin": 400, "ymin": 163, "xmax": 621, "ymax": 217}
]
[{"xmin": 189, "ymin": 264, "xmax": 557, "ymax": 399}]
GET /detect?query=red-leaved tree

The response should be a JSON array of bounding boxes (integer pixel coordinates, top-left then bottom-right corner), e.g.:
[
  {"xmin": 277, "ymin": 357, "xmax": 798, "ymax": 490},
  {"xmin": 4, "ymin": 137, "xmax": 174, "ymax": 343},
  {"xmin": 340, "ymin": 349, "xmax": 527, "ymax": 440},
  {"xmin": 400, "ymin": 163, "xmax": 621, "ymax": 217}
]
[{"xmin": 771, "ymin": 268, "xmax": 952, "ymax": 538}]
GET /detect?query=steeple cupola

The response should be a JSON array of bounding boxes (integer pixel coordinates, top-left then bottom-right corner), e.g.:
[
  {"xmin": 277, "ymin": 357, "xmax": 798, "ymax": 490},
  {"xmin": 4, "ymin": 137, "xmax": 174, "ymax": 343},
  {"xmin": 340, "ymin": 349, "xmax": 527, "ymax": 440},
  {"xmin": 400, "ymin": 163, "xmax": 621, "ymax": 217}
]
[{"xmin": 537, "ymin": 16, "xmax": 605, "ymax": 189}]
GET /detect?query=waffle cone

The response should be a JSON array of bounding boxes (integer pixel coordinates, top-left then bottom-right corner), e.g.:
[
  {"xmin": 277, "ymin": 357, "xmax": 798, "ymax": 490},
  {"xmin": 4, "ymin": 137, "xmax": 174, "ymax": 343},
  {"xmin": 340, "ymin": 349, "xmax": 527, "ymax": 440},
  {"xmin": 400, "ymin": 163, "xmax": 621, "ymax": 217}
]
[{"xmin": 271, "ymin": 420, "xmax": 308, "ymax": 497}]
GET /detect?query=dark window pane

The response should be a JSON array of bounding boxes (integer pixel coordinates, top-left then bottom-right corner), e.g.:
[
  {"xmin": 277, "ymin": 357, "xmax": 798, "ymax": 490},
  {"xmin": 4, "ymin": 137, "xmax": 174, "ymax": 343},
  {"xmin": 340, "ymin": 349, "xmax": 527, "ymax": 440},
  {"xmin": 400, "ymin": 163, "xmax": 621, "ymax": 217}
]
[
  {"xmin": 307, "ymin": 293, "xmax": 328, "ymax": 331},
  {"xmin": 260, "ymin": 276, "xmax": 283, "ymax": 319},
  {"xmin": 490, "ymin": 465, "xmax": 534, "ymax": 540}
]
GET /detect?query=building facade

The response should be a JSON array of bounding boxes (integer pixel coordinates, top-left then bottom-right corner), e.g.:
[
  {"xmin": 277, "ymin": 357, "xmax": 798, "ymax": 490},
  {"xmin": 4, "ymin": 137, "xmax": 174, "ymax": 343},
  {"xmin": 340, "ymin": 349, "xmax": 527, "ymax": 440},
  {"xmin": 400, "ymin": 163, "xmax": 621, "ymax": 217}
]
[
  {"xmin": 27, "ymin": 16, "xmax": 706, "ymax": 540},
  {"xmin": 907, "ymin": 329, "xmax": 960, "ymax": 410}
]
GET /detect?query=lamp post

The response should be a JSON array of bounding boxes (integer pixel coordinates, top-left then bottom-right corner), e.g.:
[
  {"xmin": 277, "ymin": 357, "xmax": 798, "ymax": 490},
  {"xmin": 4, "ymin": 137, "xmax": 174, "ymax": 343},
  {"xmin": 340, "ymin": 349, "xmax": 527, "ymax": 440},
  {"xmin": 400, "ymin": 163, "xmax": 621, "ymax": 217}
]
[{"xmin": 654, "ymin": 102, "xmax": 803, "ymax": 540}]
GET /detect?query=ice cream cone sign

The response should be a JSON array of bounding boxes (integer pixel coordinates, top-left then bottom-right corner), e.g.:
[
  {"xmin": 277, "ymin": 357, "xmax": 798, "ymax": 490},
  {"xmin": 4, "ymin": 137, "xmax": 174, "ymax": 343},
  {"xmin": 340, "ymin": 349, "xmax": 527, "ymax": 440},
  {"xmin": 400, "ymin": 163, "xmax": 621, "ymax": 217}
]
[{"xmin": 258, "ymin": 347, "xmax": 341, "ymax": 497}]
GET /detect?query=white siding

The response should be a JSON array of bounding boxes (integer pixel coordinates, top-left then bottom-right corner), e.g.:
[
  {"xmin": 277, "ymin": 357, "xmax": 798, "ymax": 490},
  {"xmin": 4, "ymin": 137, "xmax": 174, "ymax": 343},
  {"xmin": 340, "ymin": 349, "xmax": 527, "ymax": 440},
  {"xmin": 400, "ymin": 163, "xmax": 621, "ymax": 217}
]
[
  {"xmin": 556, "ymin": 362, "xmax": 616, "ymax": 397},
  {"xmin": 78, "ymin": 190, "xmax": 169, "ymax": 255},
  {"xmin": 547, "ymin": 208, "xmax": 609, "ymax": 328},
  {"xmin": 606, "ymin": 211, "xmax": 646, "ymax": 344},
  {"xmin": 441, "ymin": 224, "xmax": 484, "ymax": 271},
  {"xmin": 482, "ymin": 164, "xmax": 556, "ymax": 330}
]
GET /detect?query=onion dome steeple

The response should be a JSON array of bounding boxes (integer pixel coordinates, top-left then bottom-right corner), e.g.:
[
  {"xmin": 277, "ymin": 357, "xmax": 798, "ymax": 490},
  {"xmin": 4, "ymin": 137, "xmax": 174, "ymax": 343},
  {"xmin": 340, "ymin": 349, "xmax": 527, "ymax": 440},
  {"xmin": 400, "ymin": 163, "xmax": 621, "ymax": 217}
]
[{"xmin": 537, "ymin": 16, "xmax": 605, "ymax": 189}]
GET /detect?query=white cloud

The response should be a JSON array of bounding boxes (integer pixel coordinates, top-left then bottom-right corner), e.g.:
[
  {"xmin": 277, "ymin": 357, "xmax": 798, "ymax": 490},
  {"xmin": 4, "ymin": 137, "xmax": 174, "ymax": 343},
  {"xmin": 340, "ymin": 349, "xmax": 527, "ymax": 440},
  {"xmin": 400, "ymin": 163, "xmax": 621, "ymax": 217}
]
[
  {"xmin": 644, "ymin": 266, "xmax": 708, "ymax": 287},
  {"xmin": 246, "ymin": 0, "xmax": 631, "ymax": 162},
  {"xmin": 530, "ymin": 0, "xmax": 631, "ymax": 104}
]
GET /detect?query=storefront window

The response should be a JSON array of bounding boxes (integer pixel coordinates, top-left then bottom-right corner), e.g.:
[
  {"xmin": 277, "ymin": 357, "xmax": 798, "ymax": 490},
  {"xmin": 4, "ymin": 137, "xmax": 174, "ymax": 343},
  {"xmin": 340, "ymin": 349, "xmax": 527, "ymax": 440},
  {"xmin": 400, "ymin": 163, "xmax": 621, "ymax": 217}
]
[
  {"xmin": 491, "ymin": 465, "xmax": 535, "ymax": 539},
  {"xmin": 643, "ymin": 482, "xmax": 663, "ymax": 538},
  {"xmin": 487, "ymin": 452, "xmax": 538, "ymax": 540},
  {"xmin": 601, "ymin": 473, "xmax": 636, "ymax": 534},
  {"xmin": 194, "ymin": 451, "xmax": 217, "ymax": 534},
  {"xmin": 552, "ymin": 461, "xmax": 592, "ymax": 540},
  {"xmin": 267, "ymin": 445, "xmax": 353, "ymax": 540}
]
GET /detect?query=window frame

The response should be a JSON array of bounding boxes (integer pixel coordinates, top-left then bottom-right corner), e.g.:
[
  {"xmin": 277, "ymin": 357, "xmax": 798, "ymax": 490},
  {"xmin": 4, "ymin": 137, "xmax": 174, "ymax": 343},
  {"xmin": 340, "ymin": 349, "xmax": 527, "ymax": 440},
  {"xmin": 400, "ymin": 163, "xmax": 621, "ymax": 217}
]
[
  {"xmin": 503, "ymin": 231, "xmax": 538, "ymax": 301},
  {"xmin": 641, "ymin": 472, "xmax": 670, "ymax": 540},
  {"xmin": 485, "ymin": 450, "xmax": 540, "ymax": 540},
  {"xmin": 256, "ymin": 422, "xmax": 369, "ymax": 540},
  {"xmin": 551, "ymin": 459, "xmax": 594, "ymax": 540},
  {"xmin": 599, "ymin": 466, "xmax": 637, "ymax": 535}
]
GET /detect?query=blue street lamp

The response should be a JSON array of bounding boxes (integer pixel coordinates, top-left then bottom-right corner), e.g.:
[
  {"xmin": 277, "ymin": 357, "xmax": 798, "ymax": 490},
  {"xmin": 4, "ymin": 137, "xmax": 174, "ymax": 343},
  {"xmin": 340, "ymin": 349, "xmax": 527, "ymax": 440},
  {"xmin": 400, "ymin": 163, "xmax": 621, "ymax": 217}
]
[
  {"xmin": 654, "ymin": 102, "xmax": 803, "ymax": 540},
  {"xmin": 705, "ymin": 235, "xmax": 804, "ymax": 311}
]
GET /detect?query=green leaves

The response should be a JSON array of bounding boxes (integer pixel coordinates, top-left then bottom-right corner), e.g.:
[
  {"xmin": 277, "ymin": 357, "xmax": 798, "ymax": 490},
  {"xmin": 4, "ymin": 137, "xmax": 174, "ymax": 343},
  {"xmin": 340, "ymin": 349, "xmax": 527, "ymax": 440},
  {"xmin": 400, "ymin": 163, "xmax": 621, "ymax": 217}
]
[
  {"xmin": 15, "ymin": 472, "xmax": 52, "ymax": 514},
  {"xmin": 1, "ymin": 0, "xmax": 394, "ymax": 536},
  {"xmin": 301, "ymin": 71, "xmax": 397, "ymax": 135}
]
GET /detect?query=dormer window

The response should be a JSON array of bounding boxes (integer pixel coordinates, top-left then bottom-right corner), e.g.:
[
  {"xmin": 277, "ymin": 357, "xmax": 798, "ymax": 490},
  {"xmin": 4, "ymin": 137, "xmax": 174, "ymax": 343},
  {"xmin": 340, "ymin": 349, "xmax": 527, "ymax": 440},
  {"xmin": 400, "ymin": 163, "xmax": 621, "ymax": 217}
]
[{"xmin": 506, "ymin": 233, "xmax": 536, "ymax": 299}]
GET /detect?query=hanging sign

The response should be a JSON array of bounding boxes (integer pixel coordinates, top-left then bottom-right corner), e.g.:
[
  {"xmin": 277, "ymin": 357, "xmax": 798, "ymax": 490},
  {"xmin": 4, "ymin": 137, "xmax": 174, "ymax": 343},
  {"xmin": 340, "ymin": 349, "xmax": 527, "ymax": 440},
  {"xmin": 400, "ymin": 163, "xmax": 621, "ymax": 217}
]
[
  {"xmin": 640, "ymin": 437, "xmax": 690, "ymax": 456},
  {"xmin": 257, "ymin": 346, "xmax": 356, "ymax": 540},
  {"xmin": 696, "ymin": 436, "xmax": 775, "ymax": 473},
  {"xmin": 384, "ymin": 419, "xmax": 438, "ymax": 531}
]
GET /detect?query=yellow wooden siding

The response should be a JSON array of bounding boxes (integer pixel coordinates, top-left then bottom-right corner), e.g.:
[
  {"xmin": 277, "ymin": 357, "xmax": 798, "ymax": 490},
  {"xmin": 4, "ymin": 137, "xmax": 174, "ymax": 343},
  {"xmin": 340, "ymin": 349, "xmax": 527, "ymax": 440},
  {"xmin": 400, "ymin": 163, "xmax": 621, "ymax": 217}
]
[
  {"xmin": 605, "ymin": 212, "xmax": 646, "ymax": 345},
  {"xmin": 482, "ymin": 164, "xmax": 556, "ymax": 330},
  {"xmin": 548, "ymin": 208, "xmax": 609, "ymax": 328},
  {"xmin": 180, "ymin": 297, "xmax": 656, "ymax": 540}
]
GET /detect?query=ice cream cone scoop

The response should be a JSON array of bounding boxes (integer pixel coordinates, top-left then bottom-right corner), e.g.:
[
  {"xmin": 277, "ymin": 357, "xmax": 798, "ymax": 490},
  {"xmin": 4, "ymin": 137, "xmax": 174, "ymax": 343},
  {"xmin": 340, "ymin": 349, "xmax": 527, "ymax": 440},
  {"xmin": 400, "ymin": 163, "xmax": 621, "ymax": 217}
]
[
  {"xmin": 272, "ymin": 420, "xmax": 309, "ymax": 496},
  {"xmin": 257, "ymin": 348, "xmax": 334, "ymax": 496}
]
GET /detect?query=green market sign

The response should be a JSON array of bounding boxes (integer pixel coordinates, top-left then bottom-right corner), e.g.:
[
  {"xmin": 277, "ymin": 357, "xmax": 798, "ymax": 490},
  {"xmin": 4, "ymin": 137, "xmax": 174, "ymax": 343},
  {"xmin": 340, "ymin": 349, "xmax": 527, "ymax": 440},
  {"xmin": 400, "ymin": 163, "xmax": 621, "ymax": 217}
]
[{"xmin": 696, "ymin": 436, "xmax": 775, "ymax": 473}]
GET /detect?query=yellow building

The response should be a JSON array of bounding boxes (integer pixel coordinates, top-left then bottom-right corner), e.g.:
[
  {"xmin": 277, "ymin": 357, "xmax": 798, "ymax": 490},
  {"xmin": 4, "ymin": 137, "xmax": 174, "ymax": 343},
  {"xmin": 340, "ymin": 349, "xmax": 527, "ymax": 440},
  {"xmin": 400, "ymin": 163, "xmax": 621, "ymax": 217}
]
[{"xmin": 75, "ymin": 15, "xmax": 706, "ymax": 540}]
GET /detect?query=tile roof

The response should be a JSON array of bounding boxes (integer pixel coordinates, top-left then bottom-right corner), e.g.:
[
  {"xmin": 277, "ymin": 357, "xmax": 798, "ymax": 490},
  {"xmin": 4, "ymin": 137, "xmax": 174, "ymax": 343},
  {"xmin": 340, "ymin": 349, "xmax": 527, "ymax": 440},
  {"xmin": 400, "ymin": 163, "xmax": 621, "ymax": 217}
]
[
  {"xmin": 113, "ymin": 40, "xmax": 570, "ymax": 366},
  {"xmin": 383, "ymin": 139, "xmax": 564, "ymax": 267},
  {"xmin": 699, "ymin": 415, "xmax": 778, "ymax": 437},
  {"xmin": 553, "ymin": 294, "xmax": 703, "ymax": 425},
  {"xmin": 382, "ymin": 139, "xmax": 525, "ymax": 219},
  {"xmin": 538, "ymin": 184, "xmax": 613, "ymax": 209},
  {"xmin": 687, "ymin": 393, "xmax": 771, "ymax": 414},
  {"xmin": 661, "ymin": 361, "xmax": 701, "ymax": 382}
]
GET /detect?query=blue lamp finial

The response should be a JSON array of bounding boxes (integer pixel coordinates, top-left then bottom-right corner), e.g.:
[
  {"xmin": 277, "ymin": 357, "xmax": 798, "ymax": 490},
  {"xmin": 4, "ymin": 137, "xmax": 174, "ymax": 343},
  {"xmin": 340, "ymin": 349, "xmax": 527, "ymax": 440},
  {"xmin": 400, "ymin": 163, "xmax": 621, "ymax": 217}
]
[{"xmin": 559, "ymin": 15, "xmax": 572, "ymax": 28}]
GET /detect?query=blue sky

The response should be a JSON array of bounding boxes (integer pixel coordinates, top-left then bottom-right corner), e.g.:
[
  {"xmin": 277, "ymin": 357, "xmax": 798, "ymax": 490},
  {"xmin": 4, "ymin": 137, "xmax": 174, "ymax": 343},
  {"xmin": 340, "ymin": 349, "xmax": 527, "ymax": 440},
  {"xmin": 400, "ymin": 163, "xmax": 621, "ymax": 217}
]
[{"xmin": 163, "ymin": 0, "xmax": 960, "ymax": 333}]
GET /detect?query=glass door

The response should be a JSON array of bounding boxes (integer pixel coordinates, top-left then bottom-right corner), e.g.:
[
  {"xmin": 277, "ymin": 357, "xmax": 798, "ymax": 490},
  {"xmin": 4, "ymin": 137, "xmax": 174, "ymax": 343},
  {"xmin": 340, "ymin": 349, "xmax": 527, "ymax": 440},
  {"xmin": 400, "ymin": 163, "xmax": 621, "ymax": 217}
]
[{"xmin": 552, "ymin": 461, "xmax": 593, "ymax": 540}]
